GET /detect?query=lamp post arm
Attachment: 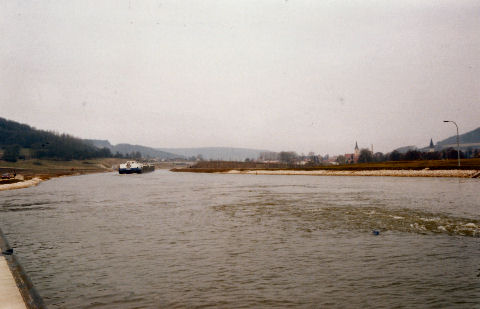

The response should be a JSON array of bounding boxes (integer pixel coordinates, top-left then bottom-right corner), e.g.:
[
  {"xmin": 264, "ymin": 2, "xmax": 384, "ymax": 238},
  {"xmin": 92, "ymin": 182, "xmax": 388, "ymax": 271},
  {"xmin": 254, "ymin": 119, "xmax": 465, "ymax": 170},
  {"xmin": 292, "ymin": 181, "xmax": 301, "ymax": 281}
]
[{"xmin": 443, "ymin": 120, "xmax": 461, "ymax": 167}]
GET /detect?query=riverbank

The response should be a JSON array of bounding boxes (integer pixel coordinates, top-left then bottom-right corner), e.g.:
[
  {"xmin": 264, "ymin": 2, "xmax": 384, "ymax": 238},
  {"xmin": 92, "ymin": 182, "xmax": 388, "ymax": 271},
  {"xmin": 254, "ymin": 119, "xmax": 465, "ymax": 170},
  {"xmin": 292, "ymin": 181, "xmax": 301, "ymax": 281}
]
[
  {"xmin": 171, "ymin": 158, "xmax": 480, "ymax": 178},
  {"xmin": 0, "ymin": 158, "xmax": 125, "ymax": 192},
  {"xmin": 220, "ymin": 169, "xmax": 479, "ymax": 178},
  {"xmin": 0, "ymin": 178, "xmax": 43, "ymax": 192}
]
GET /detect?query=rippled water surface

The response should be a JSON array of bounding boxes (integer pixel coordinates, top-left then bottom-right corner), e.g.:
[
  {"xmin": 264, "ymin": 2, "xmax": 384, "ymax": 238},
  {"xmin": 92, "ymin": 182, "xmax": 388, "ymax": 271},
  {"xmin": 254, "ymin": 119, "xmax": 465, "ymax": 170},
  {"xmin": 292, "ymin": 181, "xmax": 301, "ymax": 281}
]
[{"xmin": 1, "ymin": 171, "xmax": 479, "ymax": 308}]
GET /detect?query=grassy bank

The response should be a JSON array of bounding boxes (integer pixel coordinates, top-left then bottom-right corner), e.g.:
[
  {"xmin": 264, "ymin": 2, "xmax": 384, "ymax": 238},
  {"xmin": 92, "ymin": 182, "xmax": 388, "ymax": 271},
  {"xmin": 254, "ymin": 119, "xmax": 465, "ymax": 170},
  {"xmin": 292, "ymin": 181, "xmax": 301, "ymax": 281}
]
[{"xmin": 0, "ymin": 158, "xmax": 125, "ymax": 181}]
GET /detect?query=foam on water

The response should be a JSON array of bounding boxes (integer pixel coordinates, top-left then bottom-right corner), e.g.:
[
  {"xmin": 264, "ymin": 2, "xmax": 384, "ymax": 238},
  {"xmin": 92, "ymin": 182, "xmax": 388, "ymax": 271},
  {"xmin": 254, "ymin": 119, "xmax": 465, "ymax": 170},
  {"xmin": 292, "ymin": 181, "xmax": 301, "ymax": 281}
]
[{"xmin": 214, "ymin": 202, "xmax": 480, "ymax": 237}]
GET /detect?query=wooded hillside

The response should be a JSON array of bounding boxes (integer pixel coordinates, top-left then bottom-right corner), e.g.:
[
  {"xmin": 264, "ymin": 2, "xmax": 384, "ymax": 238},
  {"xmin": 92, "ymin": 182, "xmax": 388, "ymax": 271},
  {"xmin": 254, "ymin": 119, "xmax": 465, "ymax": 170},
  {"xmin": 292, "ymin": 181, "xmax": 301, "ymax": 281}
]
[{"xmin": 0, "ymin": 117, "xmax": 111, "ymax": 161}]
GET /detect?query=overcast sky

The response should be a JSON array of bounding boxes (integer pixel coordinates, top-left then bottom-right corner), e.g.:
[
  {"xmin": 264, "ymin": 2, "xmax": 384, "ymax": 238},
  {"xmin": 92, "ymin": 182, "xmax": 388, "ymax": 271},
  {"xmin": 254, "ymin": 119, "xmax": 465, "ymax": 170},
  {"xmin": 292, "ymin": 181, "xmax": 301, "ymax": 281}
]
[{"xmin": 1, "ymin": 0, "xmax": 479, "ymax": 155}]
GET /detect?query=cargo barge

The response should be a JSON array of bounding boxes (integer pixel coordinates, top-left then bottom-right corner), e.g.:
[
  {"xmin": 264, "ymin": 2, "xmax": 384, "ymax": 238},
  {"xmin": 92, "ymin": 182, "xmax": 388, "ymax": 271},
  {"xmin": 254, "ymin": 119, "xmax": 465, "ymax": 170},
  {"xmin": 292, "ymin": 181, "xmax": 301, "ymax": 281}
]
[{"xmin": 118, "ymin": 161, "xmax": 155, "ymax": 174}]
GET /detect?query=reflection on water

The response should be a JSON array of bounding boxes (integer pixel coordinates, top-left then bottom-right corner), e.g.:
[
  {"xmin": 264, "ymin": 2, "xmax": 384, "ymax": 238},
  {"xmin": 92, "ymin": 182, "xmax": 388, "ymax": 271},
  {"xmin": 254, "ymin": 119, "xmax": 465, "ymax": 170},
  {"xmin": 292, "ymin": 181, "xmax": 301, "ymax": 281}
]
[{"xmin": 1, "ymin": 171, "xmax": 479, "ymax": 308}]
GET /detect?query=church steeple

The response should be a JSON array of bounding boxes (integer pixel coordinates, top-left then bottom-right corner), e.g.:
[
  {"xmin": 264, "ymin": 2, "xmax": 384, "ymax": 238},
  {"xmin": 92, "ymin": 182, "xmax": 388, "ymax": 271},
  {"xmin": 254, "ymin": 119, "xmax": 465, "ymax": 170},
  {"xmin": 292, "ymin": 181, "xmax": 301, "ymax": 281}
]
[
  {"xmin": 428, "ymin": 138, "xmax": 435, "ymax": 152},
  {"xmin": 355, "ymin": 141, "xmax": 359, "ymax": 151}
]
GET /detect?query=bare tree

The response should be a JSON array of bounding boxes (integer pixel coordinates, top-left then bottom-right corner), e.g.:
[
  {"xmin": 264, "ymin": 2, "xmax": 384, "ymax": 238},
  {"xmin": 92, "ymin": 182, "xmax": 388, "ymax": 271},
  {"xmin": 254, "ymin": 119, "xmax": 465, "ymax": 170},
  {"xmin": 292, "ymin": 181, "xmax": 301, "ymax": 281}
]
[
  {"xmin": 336, "ymin": 155, "xmax": 346, "ymax": 165},
  {"xmin": 358, "ymin": 148, "xmax": 373, "ymax": 163},
  {"xmin": 279, "ymin": 151, "xmax": 298, "ymax": 164}
]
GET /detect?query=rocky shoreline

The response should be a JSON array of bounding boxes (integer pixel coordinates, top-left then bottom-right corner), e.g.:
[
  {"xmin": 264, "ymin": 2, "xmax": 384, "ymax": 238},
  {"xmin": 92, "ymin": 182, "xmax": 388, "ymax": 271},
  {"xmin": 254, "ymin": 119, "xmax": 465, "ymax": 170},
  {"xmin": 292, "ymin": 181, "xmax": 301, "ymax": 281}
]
[
  {"xmin": 0, "ymin": 177, "xmax": 43, "ymax": 192},
  {"xmin": 222, "ymin": 169, "xmax": 480, "ymax": 178}
]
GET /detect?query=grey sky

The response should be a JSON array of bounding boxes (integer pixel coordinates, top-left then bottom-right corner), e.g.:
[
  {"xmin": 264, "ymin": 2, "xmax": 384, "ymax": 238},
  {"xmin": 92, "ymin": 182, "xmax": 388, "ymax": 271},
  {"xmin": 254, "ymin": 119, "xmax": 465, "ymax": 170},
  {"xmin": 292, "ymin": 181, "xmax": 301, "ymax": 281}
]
[{"xmin": 1, "ymin": 0, "xmax": 479, "ymax": 155}]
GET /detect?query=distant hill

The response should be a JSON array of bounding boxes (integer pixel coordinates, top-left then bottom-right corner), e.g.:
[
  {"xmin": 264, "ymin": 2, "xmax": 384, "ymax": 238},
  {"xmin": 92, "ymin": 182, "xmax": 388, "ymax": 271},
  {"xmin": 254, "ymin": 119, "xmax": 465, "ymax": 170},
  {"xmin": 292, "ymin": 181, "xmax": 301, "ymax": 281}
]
[
  {"xmin": 436, "ymin": 127, "xmax": 480, "ymax": 148},
  {"xmin": 86, "ymin": 139, "xmax": 182, "ymax": 160},
  {"xmin": 86, "ymin": 142, "xmax": 271, "ymax": 161},
  {"xmin": 0, "ymin": 117, "xmax": 111, "ymax": 161},
  {"xmin": 393, "ymin": 145, "xmax": 417, "ymax": 154},
  {"xmin": 397, "ymin": 126, "xmax": 480, "ymax": 153},
  {"xmin": 158, "ymin": 147, "xmax": 270, "ymax": 161},
  {"xmin": 1, "ymin": 117, "xmax": 268, "ymax": 162},
  {"xmin": 86, "ymin": 139, "xmax": 112, "ymax": 149}
]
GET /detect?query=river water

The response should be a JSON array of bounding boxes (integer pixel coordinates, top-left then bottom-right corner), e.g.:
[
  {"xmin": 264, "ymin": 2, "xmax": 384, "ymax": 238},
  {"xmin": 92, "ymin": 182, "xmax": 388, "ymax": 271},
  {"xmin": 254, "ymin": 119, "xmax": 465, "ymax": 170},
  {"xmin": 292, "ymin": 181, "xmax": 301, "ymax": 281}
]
[{"xmin": 1, "ymin": 170, "xmax": 479, "ymax": 308}]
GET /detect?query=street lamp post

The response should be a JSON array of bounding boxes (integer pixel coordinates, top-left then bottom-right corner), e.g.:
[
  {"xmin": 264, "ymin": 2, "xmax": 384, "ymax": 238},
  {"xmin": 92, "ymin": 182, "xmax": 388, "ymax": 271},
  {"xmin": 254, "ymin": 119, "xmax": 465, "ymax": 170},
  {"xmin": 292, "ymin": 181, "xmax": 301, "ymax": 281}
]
[{"xmin": 443, "ymin": 120, "xmax": 460, "ymax": 167}]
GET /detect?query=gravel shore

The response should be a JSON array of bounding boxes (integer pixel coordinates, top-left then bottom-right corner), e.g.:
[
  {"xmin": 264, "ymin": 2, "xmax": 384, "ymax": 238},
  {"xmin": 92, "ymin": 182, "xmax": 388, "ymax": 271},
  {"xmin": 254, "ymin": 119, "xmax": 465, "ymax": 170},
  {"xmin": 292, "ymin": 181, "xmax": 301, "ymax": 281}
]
[
  {"xmin": 0, "ymin": 178, "xmax": 43, "ymax": 191},
  {"xmin": 223, "ymin": 169, "xmax": 480, "ymax": 178}
]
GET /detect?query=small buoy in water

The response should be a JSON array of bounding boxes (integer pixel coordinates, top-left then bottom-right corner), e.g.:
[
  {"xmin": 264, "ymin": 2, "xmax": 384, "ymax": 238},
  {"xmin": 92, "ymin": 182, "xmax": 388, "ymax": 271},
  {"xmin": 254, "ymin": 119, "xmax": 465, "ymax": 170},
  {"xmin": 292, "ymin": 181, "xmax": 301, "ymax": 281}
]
[
  {"xmin": 372, "ymin": 230, "xmax": 380, "ymax": 236},
  {"xmin": 2, "ymin": 248, "xmax": 13, "ymax": 255}
]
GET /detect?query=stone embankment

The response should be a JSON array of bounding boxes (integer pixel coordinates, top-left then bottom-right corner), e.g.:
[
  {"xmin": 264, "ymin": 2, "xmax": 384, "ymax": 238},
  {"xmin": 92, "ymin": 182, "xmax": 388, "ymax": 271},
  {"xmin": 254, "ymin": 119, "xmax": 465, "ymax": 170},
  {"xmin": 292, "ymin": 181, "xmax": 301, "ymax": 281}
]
[
  {"xmin": 0, "ymin": 256, "xmax": 26, "ymax": 308},
  {"xmin": 223, "ymin": 169, "xmax": 479, "ymax": 178},
  {"xmin": 1, "ymin": 228, "xmax": 45, "ymax": 308}
]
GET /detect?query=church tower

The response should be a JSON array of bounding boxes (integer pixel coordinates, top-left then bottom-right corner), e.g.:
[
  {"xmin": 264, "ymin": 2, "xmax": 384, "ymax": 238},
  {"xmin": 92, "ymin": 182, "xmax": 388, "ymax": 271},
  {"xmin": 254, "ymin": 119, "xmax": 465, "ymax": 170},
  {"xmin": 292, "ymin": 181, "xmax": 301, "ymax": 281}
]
[
  {"xmin": 429, "ymin": 138, "xmax": 435, "ymax": 152},
  {"xmin": 354, "ymin": 141, "xmax": 360, "ymax": 162}
]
